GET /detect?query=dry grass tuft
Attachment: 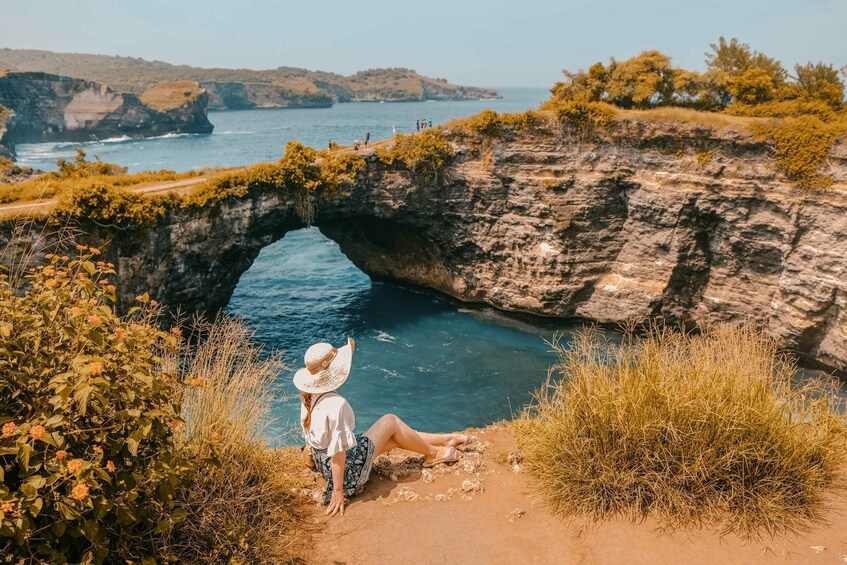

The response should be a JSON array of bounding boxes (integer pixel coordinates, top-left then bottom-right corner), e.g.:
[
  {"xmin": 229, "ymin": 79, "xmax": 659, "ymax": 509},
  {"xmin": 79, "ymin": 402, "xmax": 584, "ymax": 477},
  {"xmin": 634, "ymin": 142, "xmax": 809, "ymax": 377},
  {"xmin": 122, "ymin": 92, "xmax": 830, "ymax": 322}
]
[
  {"xmin": 516, "ymin": 324, "xmax": 846, "ymax": 540},
  {"xmin": 613, "ymin": 107, "xmax": 765, "ymax": 130},
  {"xmin": 140, "ymin": 80, "xmax": 204, "ymax": 111},
  {"xmin": 159, "ymin": 317, "xmax": 312, "ymax": 564}
]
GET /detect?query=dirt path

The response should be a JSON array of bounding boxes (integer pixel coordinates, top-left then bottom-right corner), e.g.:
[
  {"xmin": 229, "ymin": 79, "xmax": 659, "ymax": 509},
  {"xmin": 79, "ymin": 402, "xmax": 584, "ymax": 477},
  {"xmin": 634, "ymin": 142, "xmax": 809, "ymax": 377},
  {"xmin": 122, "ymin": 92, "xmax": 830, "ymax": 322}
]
[
  {"xmin": 0, "ymin": 176, "xmax": 209, "ymax": 217},
  {"xmin": 309, "ymin": 425, "xmax": 847, "ymax": 565}
]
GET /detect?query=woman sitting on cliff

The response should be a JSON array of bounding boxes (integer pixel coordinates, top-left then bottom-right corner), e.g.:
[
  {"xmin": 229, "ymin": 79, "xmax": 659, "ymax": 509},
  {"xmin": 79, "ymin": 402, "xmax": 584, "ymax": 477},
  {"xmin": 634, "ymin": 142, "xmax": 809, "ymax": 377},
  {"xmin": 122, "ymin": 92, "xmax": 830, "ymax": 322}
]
[{"xmin": 295, "ymin": 338, "xmax": 476, "ymax": 517}]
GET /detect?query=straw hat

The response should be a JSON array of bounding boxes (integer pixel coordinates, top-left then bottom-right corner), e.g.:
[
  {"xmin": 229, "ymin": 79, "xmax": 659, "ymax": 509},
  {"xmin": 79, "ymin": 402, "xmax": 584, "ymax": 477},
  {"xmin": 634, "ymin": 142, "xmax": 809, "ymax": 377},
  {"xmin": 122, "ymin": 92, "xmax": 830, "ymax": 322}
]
[{"xmin": 293, "ymin": 337, "xmax": 355, "ymax": 394}]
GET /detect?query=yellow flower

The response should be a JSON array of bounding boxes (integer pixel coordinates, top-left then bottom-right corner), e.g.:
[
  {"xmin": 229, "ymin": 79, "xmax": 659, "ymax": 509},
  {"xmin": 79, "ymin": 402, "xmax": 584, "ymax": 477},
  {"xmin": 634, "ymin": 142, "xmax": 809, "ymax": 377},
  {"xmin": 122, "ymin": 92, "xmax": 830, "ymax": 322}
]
[
  {"xmin": 150, "ymin": 300, "xmax": 159, "ymax": 307},
  {"xmin": 68, "ymin": 306, "xmax": 82, "ymax": 316},
  {"xmin": 99, "ymin": 279, "xmax": 109, "ymax": 286},
  {"xmin": 28, "ymin": 425, "xmax": 45, "ymax": 441},
  {"xmin": 60, "ymin": 255, "xmax": 69, "ymax": 261},
  {"xmin": 87, "ymin": 314, "xmax": 102, "ymax": 326},
  {"xmin": 43, "ymin": 267, "xmax": 56, "ymax": 276},
  {"xmin": 170, "ymin": 327, "xmax": 182, "ymax": 337},
  {"xmin": 106, "ymin": 460, "xmax": 116, "ymax": 473},
  {"xmin": 0, "ymin": 501, "xmax": 13, "ymax": 513},
  {"xmin": 2, "ymin": 422, "xmax": 17, "ymax": 436},
  {"xmin": 106, "ymin": 285, "xmax": 116, "ymax": 293},
  {"xmin": 44, "ymin": 253, "xmax": 55, "ymax": 260},
  {"xmin": 76, "ymin": 244, "xmax": 88, "ymax": 252},
  {"xmin": 89, "ymin": 247, "xmax": 101, "ymax": 255},
  {"xmin": 71, "ymin": 482, "xmax": 89, "ymax": 501},
  {"xmin": 67, "ymin": 459, "xmax": 83, "ymax": 473},
  {"xmin": 92, "ymin": 445, "xmax": 103, "ymax": 455},
  {"xmin": 56, "ymin": 450, "xmax": 69, "ymax": 460},
  {"xmin": 90, "ymin": 362, "xmax": 104, "ymax": 376},
  {"xmin": 189, "ymin": 376, "xmax": 205, "ymax": 387}
]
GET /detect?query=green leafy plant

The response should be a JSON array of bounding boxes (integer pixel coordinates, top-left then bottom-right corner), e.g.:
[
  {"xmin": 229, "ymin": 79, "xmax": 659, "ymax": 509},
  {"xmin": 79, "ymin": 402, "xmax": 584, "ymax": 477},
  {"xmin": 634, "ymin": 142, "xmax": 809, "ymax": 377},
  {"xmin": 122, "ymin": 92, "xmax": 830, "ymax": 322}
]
[
  {"xmin": 0, "ymin": 249, "xmax": 191, "ymax": 563},
  {"xmin": 53, "ymin": 183, "xmax": 168, "ymax": 228},
  {"xmin": 377, "ymin": 129, "xmax": 453, "ymax": 185}
]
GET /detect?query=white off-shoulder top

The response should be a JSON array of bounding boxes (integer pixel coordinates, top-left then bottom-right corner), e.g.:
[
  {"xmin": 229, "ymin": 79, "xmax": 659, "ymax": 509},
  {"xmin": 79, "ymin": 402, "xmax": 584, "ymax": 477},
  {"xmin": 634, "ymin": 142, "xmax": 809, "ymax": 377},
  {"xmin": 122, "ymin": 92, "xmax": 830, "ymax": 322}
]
[{"xmin": 300, "ymin": 392, "xmax": 357, "ymax": 457}]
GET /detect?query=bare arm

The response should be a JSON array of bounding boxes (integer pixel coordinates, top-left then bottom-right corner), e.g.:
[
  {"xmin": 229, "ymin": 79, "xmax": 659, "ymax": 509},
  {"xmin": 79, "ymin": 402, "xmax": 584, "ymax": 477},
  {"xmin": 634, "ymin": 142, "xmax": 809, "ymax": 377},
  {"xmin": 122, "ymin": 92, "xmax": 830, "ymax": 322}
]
[{"xmin": 326, "ymin": 450, "xmax": 346, "ymax": 517}]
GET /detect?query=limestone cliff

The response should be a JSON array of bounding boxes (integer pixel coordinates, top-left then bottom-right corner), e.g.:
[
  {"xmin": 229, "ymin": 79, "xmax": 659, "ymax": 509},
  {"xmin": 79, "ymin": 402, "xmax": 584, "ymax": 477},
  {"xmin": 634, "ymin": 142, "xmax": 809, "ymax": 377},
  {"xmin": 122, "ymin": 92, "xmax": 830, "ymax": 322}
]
[
  {"xmin": 3, "ymin": 118, "xmax": 846, "ymax": 373},
  {"xmin": 201, "ymin": 81, "xmax": 334, "ymax": 110},
  {"xmin": 0, "ymin": 72, "xmax": 213, "ymax": 154},
  {"xmin": 0, "ymin": 105, "xmax": 14, "ymax": 159}
]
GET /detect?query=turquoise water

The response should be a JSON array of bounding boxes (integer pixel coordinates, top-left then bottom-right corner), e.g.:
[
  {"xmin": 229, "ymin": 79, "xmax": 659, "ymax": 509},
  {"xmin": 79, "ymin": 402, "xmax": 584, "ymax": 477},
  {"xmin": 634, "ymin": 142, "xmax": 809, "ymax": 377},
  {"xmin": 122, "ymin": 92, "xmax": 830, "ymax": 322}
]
[
  {"xmin": 18, "ymin": 87, "xmax": 579, "ymax": 444},
  {"xmin": 228, "ymin": 229, "xmax": 583, "ymax": 445},
  {"xmin": 16, "ymin": 87, "xmax": 548, "ymax": 172},
  {"xmin": 15, "ymin": 87, "xmax": 843, "ymax": 443}
]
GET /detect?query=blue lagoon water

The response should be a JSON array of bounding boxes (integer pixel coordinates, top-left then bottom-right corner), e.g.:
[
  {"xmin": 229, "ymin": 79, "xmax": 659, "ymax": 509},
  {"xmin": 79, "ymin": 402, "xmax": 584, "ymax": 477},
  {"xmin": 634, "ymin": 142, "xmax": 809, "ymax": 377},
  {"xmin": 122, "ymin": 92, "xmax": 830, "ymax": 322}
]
[
  {"xmin": 16, "ymin": 88, "xmax": 549, "ymax": 173},
  {"xmin": 16, "ymin": 88, "xmax": 593, "ymax": 444}
]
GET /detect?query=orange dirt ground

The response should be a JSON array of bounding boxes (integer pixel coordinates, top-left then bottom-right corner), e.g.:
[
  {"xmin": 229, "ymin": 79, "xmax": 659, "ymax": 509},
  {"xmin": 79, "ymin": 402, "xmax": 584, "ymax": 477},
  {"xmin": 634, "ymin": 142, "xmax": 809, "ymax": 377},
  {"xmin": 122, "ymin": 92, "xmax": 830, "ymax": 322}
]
[{"xmin": 302, "ymin": 425, "xmax": 847, "ymax": 565}]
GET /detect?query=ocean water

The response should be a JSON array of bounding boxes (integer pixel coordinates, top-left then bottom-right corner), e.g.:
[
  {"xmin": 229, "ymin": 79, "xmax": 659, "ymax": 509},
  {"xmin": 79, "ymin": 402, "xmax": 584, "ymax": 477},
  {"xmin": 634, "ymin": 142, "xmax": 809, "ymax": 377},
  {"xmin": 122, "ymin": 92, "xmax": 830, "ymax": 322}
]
[
  {"xmin": 16, "ymin": 87, "xmax": 549, "ymax": 173},
  {"xmin": 228, "ymin": 228, "xmax": 585, "ymax": 445},
  {"xmin": 16, "ymin": 88, "xmax": 840, "ymax": 444},
  {"xmin": 19, "ymin": 87, "xmax": 579, "ymax": 444}
]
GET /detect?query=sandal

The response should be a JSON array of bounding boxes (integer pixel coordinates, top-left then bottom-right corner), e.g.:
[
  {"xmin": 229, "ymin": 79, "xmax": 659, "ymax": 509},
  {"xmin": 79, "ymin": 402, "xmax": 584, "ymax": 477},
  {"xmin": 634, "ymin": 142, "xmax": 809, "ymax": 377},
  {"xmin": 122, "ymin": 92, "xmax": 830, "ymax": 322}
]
[
  {"xmin": 448, "ymin": 433, "xmax": 478, "ymax": 452},
  {"xmin": 423, "ymin": 447, "xmax": 460, "ymax": 468}
]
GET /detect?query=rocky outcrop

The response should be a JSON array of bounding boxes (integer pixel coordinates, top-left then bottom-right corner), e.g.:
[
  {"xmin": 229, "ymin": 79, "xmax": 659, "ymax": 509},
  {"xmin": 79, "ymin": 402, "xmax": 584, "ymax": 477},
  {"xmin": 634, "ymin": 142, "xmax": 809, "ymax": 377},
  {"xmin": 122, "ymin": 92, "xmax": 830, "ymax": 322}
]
[
  {"xmin": 3, "ymin": 119, "xmax": 846, "ymax": 372},
  {"xmin": 0, "ymin": 72, "xmax": 213, "ymax": 154},
  {"xmin": 201, "ymin": 81, "xmax": 333, "ymax": 110},
  {"xmin": 0, "ymin": 105, "xmax": 14, "ymax": 159}
]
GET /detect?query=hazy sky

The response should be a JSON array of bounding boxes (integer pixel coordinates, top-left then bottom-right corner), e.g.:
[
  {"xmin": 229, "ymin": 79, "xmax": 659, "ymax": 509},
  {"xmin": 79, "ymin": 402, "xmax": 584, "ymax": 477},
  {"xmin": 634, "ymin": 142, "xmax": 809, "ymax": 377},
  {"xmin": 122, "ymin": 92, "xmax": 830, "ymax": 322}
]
[{"xmin": 1, "ymin": 0, "xmax": 844, "ymax": 87}]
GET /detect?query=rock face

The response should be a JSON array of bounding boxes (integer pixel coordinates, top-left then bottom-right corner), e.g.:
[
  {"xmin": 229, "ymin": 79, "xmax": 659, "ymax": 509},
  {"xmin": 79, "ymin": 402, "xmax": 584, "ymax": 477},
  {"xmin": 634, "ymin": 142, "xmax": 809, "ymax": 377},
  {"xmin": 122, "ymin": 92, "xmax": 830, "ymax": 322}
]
[
  {"xmin": 0, "ymin": 106, "xmax": 14, "ymax": 159},
  {"xmin": 201, "ymin": 81, "xmax": 334, "ymax": 110},
  {"xmin": 3, "ymin": 119, "xmax": 846, "ymax": 372},
  {"xmin": 0, "ymin": 72, "xmax": 213, "ymax": 154}
]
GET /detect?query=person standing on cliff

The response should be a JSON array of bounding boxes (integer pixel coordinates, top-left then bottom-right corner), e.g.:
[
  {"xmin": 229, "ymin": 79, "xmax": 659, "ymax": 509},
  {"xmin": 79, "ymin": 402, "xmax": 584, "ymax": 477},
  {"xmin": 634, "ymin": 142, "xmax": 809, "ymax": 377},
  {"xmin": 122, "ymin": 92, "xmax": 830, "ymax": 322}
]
[
  {"xmin": 392, "ymin": 124, "xmax": 398, "ymax": 136},
  {"xmin": 296, "ymin": 338, "xmax": 476, "ymax": 517},
  {"xmin": 364, "ymin": 132, "xmax": 370, "ymax": 145}
]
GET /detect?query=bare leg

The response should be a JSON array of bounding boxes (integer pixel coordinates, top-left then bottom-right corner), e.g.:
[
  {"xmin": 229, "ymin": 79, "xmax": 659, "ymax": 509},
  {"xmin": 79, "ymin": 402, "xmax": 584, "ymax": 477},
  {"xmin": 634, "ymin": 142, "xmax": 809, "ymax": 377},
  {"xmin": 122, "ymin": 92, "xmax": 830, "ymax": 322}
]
[
  {"xmin": 418, "ymin": 431, "xmax": 472, "ymax": 447},
  {"xmin": 364, "ymin": 414, "xmax": 455, "ymax": 463}
]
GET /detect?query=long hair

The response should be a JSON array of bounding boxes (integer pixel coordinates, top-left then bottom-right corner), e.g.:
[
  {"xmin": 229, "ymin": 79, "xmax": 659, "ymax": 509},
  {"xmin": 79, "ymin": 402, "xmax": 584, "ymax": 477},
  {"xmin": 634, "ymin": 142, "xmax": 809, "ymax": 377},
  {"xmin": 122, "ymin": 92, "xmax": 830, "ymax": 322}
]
[{"xmin": 301, "ymin": 392, "xmax": 314, "ymax": 428}]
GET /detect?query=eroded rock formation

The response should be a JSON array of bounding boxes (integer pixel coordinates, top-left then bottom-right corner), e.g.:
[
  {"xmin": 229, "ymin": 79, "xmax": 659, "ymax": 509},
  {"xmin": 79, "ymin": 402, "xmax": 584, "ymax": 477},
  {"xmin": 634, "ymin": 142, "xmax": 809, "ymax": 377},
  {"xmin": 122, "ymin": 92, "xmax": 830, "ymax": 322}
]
[
  {"xmin": 3, "ymin": 119, "xmax": 845, "ymax": 372},
  {"xmin": 0, "ymin": 72, "xmax": 213, "ymax": 154}
]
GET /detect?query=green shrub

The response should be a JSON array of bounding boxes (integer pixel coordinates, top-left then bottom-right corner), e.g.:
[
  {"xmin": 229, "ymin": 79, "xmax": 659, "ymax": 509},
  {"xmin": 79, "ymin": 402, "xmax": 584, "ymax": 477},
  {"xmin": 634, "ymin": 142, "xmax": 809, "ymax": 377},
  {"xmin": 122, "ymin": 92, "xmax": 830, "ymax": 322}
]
[
  {"xmin": 500, "ymin": 110, "xmax": 541, "ymax": 130},
  {"xmin": 554, "ymin": 99, "xmax": 615, "ymax": 132},
  {"xmin": 53, "ymin": 183, "xmax": 168, "ymax": 228},
  {"xmin": 187, "ymin": 141, "xmax": 365, "ymax": 223},
  {"xmin": 55, "ymin": 149, "xmax": 128, "ymax": 179},
  {"xmin": 0, "ymin": 250, "xmax": 191, "ymax": 563},
  {"xmin": 729, "ymin": 98, "xmax": 838, "ymax": 121},
  {"xmin": 753, "ymin": 114, "xmax": 846, "ymax": 189},
  {"xmin": 516, "ymin": 324, "xmax": 845, "ymax": 539},
  {"xmin": 465, "ymin": 109, "xmax": 503, "ymax": 137},
  {"xmin": 377, "ymin": 129, "xmax": 453, "ymax": 185}
]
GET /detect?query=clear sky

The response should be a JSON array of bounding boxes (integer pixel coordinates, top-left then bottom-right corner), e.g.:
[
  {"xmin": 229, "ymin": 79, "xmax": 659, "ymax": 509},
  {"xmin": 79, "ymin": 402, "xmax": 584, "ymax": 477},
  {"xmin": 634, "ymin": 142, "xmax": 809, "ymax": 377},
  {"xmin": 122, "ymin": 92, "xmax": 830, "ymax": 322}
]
[{"xmin": 0, "ymin": 0, "xmax": 844, "ymax": 88}]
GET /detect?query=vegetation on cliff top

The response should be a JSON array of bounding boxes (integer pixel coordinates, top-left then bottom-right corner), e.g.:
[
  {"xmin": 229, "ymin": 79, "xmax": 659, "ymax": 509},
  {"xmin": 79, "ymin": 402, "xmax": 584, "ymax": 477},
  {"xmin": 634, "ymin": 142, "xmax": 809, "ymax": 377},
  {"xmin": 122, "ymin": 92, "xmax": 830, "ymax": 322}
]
[
  {"xmin": 376, "ymin": 129, "xmax": 454, "ymax": 185},
  {"xmin": 139, "ymin": 81, "xmax": 204, "ymax": 111},
  {"xmin": 0, "ymin": 239, "xmax": 310, "ymax": 563},
  {"xmin": 0, "ymin": 148, "xmax": 201, "ymax": 205},
  {"xmin": 516, "ymin": 324, "xmax": 846, "ymax": 539},
  {"xmin": 543, "ymin": 37, "xmax": 847, "ymax": 188}
]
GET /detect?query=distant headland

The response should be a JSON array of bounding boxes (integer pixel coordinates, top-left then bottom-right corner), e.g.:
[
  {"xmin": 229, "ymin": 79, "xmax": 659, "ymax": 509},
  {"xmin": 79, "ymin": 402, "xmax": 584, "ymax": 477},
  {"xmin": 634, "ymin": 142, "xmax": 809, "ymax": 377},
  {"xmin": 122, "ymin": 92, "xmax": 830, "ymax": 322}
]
[{"xmin": 0, "ymin": 48, "xmax": 501, "ymax": 109}]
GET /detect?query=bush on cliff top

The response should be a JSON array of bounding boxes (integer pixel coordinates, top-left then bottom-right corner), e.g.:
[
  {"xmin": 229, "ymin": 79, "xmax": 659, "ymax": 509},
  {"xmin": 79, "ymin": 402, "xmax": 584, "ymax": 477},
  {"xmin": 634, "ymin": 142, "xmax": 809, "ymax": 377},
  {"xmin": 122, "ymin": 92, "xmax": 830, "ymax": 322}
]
[
  {"xmin": 188, "ymin": 141, "xmax": 366, "ymax": 223},
  {"xmin": 377, "ymin": 129, "xmax": 453, "ymax": 185},
  {"xmin": 0, "ymin": 149, "xmax": 199, "ymax": 206},
  {"xmin": 53, "ymin": 183, "xmax": 169, "ymax": 229},
  {"xmin": 516, "ymin": 324, "xmax": 846, "ymax": 539}
]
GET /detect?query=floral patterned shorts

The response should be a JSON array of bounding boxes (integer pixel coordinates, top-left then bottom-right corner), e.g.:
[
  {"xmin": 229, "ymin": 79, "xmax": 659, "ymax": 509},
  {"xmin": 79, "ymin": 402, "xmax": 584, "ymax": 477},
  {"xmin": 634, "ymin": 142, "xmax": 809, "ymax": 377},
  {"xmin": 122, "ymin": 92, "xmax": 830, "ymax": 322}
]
[{"xmin": 311, "ymin": 433, "xmax": 375, "ymax": 504}]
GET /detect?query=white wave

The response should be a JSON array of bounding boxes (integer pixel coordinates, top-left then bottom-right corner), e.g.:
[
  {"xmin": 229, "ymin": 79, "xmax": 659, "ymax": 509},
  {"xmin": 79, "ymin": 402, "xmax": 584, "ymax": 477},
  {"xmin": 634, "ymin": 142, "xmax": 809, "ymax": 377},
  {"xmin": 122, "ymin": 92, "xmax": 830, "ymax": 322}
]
[
  {"xmin": 99, "ymin": 135, "xmax": 133, "ymax": 143},
  {"xmin": 375, "ymin": 330, "xmax": 396, "ymax": 343}
]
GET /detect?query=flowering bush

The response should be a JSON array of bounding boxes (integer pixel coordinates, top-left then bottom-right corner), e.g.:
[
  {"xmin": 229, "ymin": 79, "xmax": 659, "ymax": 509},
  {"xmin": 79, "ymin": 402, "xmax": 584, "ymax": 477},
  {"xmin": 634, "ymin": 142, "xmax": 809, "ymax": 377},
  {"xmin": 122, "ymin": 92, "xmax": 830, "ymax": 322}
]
[{"xmin": 0, "ymin": 248, "xmax": 191, "ymax": 563}]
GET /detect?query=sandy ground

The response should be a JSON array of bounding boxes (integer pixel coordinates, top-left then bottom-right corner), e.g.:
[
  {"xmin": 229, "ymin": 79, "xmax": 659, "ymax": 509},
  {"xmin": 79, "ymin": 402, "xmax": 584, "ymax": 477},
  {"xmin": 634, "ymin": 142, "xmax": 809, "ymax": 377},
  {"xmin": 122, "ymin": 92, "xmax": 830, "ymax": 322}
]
[{"xmin": 303, "ymin": 425, "xmax": 847, "ymax": 565}]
